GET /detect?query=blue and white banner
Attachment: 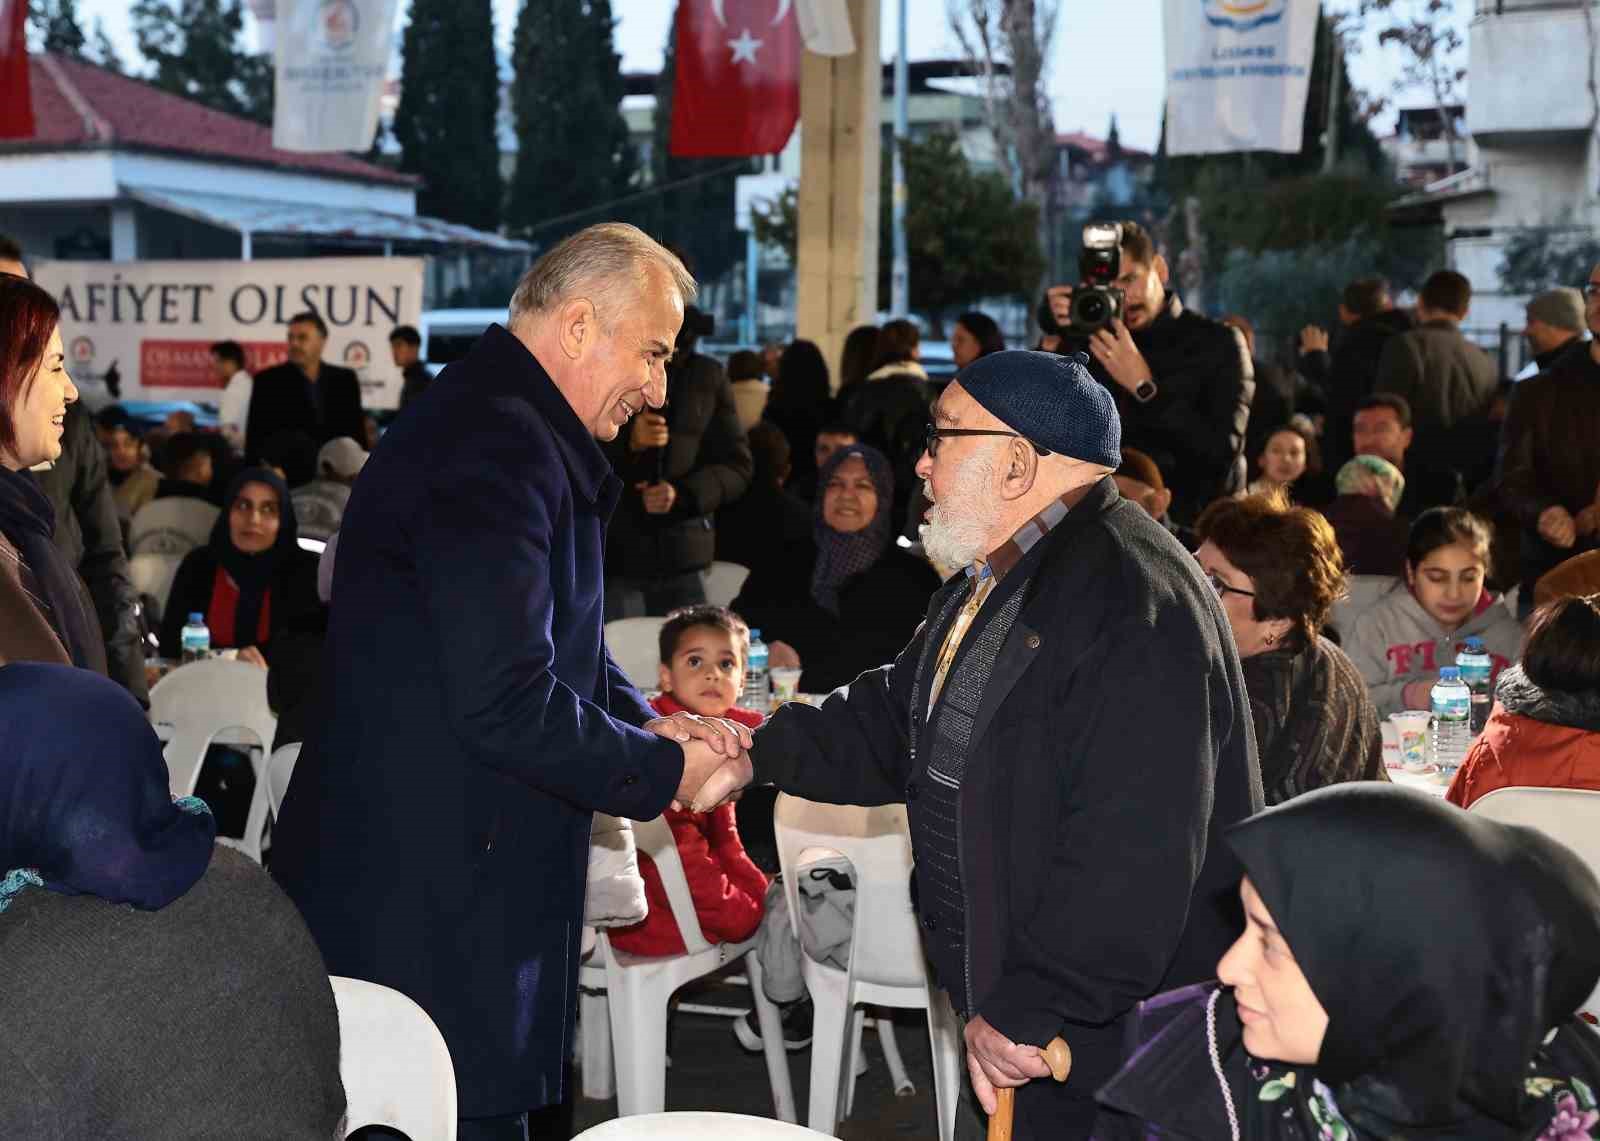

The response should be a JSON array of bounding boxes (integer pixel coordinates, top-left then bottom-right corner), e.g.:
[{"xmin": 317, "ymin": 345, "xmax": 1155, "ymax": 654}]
[
  {"xmin": 272, "ymin": 0, "xmax": 400, "ymax": 153},
  {"xmin": 1164, "ymin": 0, "xmax": 1320, "ymax": 156}
]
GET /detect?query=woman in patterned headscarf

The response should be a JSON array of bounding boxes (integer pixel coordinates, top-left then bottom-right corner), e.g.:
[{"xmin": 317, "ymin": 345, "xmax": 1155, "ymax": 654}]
[{"xmin": 732, "ymin": 443, "xmax": 939, "ymax": 692}]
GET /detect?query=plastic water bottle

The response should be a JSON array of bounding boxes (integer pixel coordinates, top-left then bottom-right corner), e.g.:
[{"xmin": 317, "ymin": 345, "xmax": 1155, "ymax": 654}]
[
  {"xmin": 741, "ymin": 629, "xmax": 771, "ymax": 712},
  {"xmin": 1431, "ymin": 667, "xmax": 1473, "ymax": 777},
  {"xmin": 180, "ymin": 613, "xmax": 210, "ymax": 664},
  {"xmin": 1457, "ymin": 636, "xmax": 1493, "ymax": 736}
]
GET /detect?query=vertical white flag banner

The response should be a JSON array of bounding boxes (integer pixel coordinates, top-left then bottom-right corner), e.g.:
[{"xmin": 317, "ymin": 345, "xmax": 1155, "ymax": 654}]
[
  {"xmin": 1164, "ymin": 0, "xmax": 1320, "ymax": 156},
  {"xmin": 273, "ymin": 0, "xmax": 400, "ymax": 153}
]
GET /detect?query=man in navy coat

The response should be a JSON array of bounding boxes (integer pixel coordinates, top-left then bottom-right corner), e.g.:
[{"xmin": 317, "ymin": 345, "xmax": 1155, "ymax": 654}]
[{"xmin": 271, "ymin": 223, "xmax": 751, "ymax": 1140}]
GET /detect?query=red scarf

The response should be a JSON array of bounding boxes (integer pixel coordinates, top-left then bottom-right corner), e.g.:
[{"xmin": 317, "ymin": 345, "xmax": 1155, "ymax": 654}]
[{"xmin": 206, "ymin": 566, "xmax": 272, "ymax": 649}]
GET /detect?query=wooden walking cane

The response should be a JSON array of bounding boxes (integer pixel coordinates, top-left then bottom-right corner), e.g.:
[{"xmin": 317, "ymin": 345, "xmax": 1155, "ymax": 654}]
[{"xmin": 986, "ymin": 1037, "xmax": 1072, "ymax": 1141}]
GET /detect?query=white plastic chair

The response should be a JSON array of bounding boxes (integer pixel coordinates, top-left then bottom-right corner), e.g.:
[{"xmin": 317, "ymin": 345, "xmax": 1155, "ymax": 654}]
[
  {"xmin": 572, "ymin": 1112, "xmax": 828, "ymax": 1139},
  {"xmin": 1329, "ymin": 574, "xmax": 1399, "ymax": 636},
  {"xmin": 128, "ymin": 551, "xmax": 183, "ymax": 619},
  {"xmin": 606, "ymin": 617, "xmax": 668, "ymax": 690},
  {"xmin": 773, "ymin": 795, "xmax": 963, "ymax": 1140},
  {"xmin": 596, "ymin": 815, "xmax": 796, "ymax": 1121},
  {"xmin": 129, "ymin": 497, "xmax": 219, "ymax": 556},
  {"xmin": 266, "ymin": 742, "xmax": 301, "ymax": 820},
  {"xmin": 1468, "ymin": 786, "xmax": 1600, "ymax": 1022},
  {"xmin": 330, "ymin": 975, "xmax": 458, "ymax": 1140},
  {"xmin": 701, "ymin": 561, "xmax": 751, "ymax": 608},
  {"xmin": 148, "ymin": 658, "xmax": 278, "ymax": 862}
]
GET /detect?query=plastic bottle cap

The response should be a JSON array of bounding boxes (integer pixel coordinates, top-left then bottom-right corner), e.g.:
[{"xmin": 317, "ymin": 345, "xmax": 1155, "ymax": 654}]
[
  {"xmin": 1440, "ymin": 667, "xmax": 1461, "ymax": 680},
  {"xmin": 188, "ymin": 613, "xmax": 204, "ymax": 623},
  {"xmin": 1464, "ymin": 637, "xmax": 1484, "ymax": 650},
  {"xmin": 749, "ymin": 629, "xmax": 762, "ymax": 640}
]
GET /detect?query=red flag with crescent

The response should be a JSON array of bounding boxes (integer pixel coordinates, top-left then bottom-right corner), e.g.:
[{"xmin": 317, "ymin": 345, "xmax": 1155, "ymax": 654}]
[
  {"xmin": 670, "ymin": 0, "xmax": 800, "ymax": 157},
  {"xmin": 0, "ymin": 0, "xmax": 34, "ymax": 141}
]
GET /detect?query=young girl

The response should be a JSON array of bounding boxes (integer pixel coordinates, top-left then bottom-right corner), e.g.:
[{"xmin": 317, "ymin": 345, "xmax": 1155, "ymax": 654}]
[
  {"xmin": 1246, "ymin": 424, "xmax": 1314, "ymax": 500},
  {"xmin": 1347, "ymin": 508, "xmax": 1524, "ymax": 717},
  {"xmin": 607, "ymin": 605, "xmax": 769, "ymax": 957}
]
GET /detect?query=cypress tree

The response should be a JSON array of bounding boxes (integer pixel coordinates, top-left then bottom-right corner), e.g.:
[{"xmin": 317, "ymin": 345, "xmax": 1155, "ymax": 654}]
[
  {"xmin": 506, "ymin": 0, "xmax": 635, "ymax": 243},
  {"xmin": 394, "ymin": 0, "xmax": 503, "ymax": 230},
  {"xmin": 30, "ymin": 0, "xmax": 87, "ymax": 57},
  {"xmin": 131, "ymin": 0, "xmax": 272, "ymax": 124}
]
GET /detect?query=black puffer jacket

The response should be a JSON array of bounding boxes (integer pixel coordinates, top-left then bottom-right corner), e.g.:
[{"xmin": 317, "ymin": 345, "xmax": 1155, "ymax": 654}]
[
  {"xmin": 838, "ymin": 364, "xmax": 933, "ymax": 527},
  {"xmin": 1075, "ymin": 293, "xmax": 1254, "ymax": 523},
  {"xmin": 606, "ymin": 353, "xmax": 754, "ymax": 579}
]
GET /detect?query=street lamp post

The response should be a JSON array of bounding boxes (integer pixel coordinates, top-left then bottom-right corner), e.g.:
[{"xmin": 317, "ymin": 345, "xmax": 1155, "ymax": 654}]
[{"xmin": 889, "ymin": 0, "xmax": 909, "ymax": 318}]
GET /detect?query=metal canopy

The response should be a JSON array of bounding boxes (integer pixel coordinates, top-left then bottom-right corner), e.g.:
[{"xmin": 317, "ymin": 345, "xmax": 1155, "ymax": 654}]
[{"xmin": 124, "ymin": 186, "xmax": 530, "ymax": 253}]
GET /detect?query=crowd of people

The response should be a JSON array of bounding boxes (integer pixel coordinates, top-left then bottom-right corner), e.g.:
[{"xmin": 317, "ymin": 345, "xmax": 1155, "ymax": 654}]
[{"xmin": 2, "ymin": 216, "xmax": 1600, "ymax": 1141}]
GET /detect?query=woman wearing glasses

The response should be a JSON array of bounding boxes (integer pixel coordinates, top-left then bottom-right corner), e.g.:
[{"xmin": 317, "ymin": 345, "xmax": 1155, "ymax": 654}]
[{"xmin": 1194, "ymin": 491, "xmax": 1386, "ymax": 805}]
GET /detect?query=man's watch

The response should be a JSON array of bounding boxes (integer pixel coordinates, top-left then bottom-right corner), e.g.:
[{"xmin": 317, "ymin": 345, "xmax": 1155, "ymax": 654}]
[{"xmin": 1133, "ymin": 378, "xmax": 1158, "ymax": 403}]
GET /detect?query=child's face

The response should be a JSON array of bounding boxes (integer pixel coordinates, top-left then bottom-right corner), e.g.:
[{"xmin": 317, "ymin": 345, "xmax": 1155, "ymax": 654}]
[{"xmin": 658, "ymin": 625, "xmax": 744, "ymax": 716}]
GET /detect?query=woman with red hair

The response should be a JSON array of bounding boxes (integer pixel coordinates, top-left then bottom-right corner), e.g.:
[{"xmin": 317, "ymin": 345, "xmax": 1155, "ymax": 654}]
[{"xmin": 0, "ymin": 274, "xmax": 103, "ymax": 669}]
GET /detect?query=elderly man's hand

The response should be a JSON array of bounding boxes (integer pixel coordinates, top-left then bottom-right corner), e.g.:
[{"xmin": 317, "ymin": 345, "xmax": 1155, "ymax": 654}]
[
  {"xmin": 644, "ymin": 711, "xmax": 754, "ymax": 758},
  {"xmin": 636, "ymin": 481, "xmax": 677, "ymax": 515},
  {"xmin": 672, "ymin": 738, "xmax": 754, "ymax": 813},
  {"xmin": 963, "ymin": 1015, "xmax": 1053, "ymax": 1116}
]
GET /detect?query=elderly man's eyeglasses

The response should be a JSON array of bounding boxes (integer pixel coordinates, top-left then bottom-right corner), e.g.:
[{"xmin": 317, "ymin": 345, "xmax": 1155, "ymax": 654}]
[
  {"xmin": 924, "ymin": 423, "xmax": 1052, "ymax": 458},
  {"xmin": 1205, "ymin": 569, "xmax": 1254, "ymax": 600}
]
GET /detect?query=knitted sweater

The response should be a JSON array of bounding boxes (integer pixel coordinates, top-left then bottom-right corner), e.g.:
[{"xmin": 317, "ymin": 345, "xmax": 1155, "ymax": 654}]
[
  {"xmin": 0, "ymin": 846, "xmax": 346, "ymax": 1139},
  {"xmin": 1345, "ymin": 582, "xmax": 1523, "ymax": 717}
]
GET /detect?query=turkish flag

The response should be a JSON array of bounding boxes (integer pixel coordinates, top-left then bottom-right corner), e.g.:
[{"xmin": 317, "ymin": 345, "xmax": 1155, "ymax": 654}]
[
  {"xmin": 0, "ymin": 0, "xmax": 34, "ymax": 140},
  {"xmin": 670, "ymin": 0, "xmax": 799, "ymax": 157}
]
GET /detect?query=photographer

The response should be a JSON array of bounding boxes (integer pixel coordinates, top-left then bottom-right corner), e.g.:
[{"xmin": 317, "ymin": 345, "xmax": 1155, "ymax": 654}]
[
  {"xmin": 1044, "ymin": 222, "xmax": 1254, "ymax": 523},
  {"xmin": 604, "ymin": 305, "xmax": 754, "ymax": 619}
]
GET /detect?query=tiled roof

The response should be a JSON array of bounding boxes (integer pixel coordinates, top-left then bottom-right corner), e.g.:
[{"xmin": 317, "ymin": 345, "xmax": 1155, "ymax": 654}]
[
  {"xmin": 7, "ymin": 52, "xmax": 417, "ymax": 187},
  {"xmin": 1055, "ymin": 131, "xmax": 1151, "ymax": 162}
]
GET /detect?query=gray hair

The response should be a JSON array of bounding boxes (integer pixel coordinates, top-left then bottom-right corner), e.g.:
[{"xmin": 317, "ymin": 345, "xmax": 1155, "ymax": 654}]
[{"xmin": 508, "ymin": 222, "xmax": 697, "ymax": 329}]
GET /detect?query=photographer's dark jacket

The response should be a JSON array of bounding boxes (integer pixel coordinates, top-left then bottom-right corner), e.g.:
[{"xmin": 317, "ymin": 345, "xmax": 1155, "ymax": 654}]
[
  {"xmin": 606, "ymin": 353, "xmax": 753, "ymax": 580},
  {"xmin": 749, "ymin": 478, "xmax": 1263, "ymax": 1138},
  {"xmin": 1085, "ymin": 293, "xmax": 1254, "ymax": 523}
]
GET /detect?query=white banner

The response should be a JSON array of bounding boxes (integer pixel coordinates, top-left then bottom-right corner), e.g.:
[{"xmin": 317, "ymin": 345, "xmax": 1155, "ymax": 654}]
[
  {"xmin": 1164, "ymin": 0, "xmax": 1320, "ymax": 156},
  {"xmin": 272, "ymin": 0, "xmax": 399, "ymax": 153},
  {"xmin": 32, "ymin": 257, "xmax": 424, "ymax": 411}
]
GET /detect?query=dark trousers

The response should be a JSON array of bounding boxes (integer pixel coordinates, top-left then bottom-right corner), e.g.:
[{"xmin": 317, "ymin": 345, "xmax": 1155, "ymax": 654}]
[
  {"xmin": 604, "ymin": 571, "xmax": 706, "ymax": 621},
  {"xmin": 458, "ymin": 1115, "xmax": 528, "ymax": 1141}
]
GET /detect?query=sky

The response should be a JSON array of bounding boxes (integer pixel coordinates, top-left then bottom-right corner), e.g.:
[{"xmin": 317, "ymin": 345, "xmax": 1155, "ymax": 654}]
[{"xmin": 73, "ymin": 0, "xmax": 1471, "ymax": 152}]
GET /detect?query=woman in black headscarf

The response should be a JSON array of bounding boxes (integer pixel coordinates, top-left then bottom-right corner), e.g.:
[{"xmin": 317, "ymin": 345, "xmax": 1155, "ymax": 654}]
[
  {"xmin": 0, "ymin": 274, "xmax": 103, "ymax": 671},
  {"xmin": 731, "ymin": 443, "xmax": 939, "ymax": 692},
  {"xmin": 1097, "ymin": 783, "xmax": 1600, "ymax": 1140},
  {"xmin": 0, "ymin": 663, "xmax": 346, "ymax": 1138},
  {"xmin": 159, "ymin": 467, "xmax": 324, "ymax": 667}
]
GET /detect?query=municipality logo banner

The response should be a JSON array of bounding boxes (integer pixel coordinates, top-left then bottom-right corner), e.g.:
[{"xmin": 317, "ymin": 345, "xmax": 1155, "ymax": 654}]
[
  {"xmin": 273, "ymin": 0, "xmax": 400, "ymax": 153},
  {"xmin": 1166, "ymin": 0, "xmax": 1317, "ymax": 155}
]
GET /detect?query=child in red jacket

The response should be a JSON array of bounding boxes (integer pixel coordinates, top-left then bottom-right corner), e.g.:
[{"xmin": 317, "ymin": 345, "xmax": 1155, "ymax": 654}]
[{"xmin": 608, "ymin": 606, "xmax": 770, "ymax": 957}]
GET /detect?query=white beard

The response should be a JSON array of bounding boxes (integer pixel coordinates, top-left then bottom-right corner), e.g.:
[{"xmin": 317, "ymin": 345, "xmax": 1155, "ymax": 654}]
[{"xmin": 919, "ymin": 449, "xmax": 1000, "ymax": 571}]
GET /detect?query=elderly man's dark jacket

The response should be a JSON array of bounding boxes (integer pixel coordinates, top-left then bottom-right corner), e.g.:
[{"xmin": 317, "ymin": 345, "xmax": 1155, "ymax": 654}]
[
  {"xmin": 36, "ymin": 403, "xmax": 146, "ymax": 703},
  {"xmin": 749, "ymin": 478, "xmax": 1264, "ymax": 1138},
  {"xmin": 606, "ymin": 352, "xmax": 752, "ymax": 579},
  {"xmin": 272, "ymin": 324, "xmax": 684, "ymax": 1116},
  {"xmin": 1080, "ymin": 294, "xmax": 1254, "ymax": 523},
  {"xmin": 245, "ymin": 360, "xmax": 364, "ymax": 462}
]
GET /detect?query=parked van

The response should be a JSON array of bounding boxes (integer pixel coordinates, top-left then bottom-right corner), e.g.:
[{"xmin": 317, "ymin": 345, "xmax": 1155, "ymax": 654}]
[{"xmin": 418, "ymin": 308, "xmax": 507, "ymax": 378}]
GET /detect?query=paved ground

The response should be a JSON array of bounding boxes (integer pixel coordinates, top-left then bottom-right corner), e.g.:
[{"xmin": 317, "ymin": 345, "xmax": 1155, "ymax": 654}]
[{"xmin": 567, "ymin": 977, "xmax": 944, "ymax": 1139}]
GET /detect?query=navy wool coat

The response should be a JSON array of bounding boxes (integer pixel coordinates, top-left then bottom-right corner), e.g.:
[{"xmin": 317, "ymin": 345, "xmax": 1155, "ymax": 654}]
[{"xmin": 271, "ymin": 324, "xmax": 684, "ymax": 1115}]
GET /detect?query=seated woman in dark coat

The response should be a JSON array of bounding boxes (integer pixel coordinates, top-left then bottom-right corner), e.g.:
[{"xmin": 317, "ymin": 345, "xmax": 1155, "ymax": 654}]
[
  {"xmin": 731, "ymin": 443, "xmax": 940, "ymax": 693},
  {"xmin": 0, "ymin": 663, "xmax": 346, "ymax": 1140},
  {"xmin": 1194, "ymin": 490, "xmax": 1386, "ymax": 804},
  {"xmin": 160, "ymin": 466, "xmax": 324, "ymax": 668},
  {"xmin": 1098, "ymin": 784, "xmax": 1600, "ymax": 1141}
]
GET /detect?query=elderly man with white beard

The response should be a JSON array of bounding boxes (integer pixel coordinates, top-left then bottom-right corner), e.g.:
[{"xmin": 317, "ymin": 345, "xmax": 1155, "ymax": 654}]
[{"xmin": 720, "ymin": 350, "xmax": 1263, "ymax": 1139}]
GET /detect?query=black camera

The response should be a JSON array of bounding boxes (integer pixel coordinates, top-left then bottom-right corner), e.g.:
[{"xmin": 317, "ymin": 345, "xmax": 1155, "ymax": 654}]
[{"xmin": 1068, "ymin": 223, "xmax": 1124, "ymax": 336}]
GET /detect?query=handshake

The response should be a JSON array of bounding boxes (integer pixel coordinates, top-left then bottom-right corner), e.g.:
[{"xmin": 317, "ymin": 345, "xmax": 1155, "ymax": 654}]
[{"xmin": 642, "ymin": 712, "xmax": 757, "ymax": 813}]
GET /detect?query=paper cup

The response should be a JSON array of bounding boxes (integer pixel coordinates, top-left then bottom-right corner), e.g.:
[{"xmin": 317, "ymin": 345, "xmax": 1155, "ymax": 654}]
[
  {"xmin": 770, "ymin": 667, "xmax": 804, "ymax": 704},
  {"xmin": 1380, "ymin": 720, "xmax": 1402, "ymax": 769},
  {"xmin": 1389, "ymin": 711, "xmax": 1432, "ymax": 772}
]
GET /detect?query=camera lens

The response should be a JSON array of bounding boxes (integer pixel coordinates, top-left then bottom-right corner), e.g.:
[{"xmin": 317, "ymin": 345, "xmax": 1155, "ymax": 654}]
[{"xmin": 1077, "ymin": 293, "xmax": 1107, "ymax": 324}]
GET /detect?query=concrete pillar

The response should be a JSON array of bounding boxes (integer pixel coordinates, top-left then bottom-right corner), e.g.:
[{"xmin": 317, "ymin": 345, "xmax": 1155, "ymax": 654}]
[
  {"xmin": 110, "ymin": 203, "xmax": 138, "ymax": 261},
  {"xmin": 794, "ymin": 0, "xmax": 881, "ymax": 391}
]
